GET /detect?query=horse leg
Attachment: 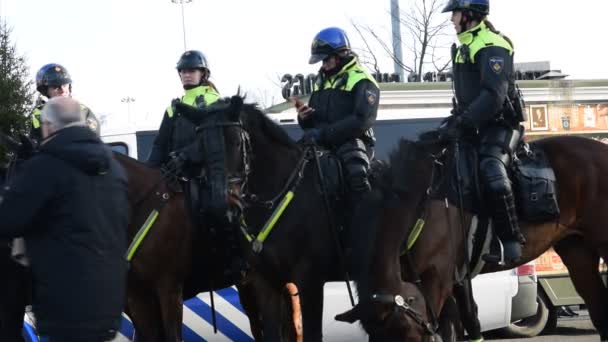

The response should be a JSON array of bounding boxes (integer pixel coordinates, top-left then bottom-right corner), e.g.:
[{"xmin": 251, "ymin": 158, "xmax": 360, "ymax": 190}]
[
  {"xmin": 126, "ymin": 281, "xmax": 165, "ymax": 342},
  {"xmin": 156, "ymin": 277, "xmax": 184, "ymax": 342},
  {"xmin": 298, "ymin": 280, "xmax": 324, "ymax": 342},
  {"xmin": 438, "ymin": 295, "xmax": 464, "ymax": 342},
  {"xmin": 554, "ymin": 235, "xmax": 608, "ymax": 340},
  {"xmin": 237, "ymin": 281, "xmax": 264, "ymax": 341},
  {"xmin": 453, "ymin": 281, "xmax": 483, "ymax": 341},
  {"xmin": 254, "ymin": 277, "xmax": 284, "ymax": 342}
]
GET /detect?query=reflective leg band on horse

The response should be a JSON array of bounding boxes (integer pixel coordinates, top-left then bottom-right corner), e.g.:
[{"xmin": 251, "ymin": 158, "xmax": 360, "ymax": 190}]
[
  {"xmin": 286, "ymin": 282, "xmax": 303, "ymax": 342},
  {"xmin": 125, "ymin": 209, "xmax": 160, "ymax": 261},
  {"xmin": 249, "ymin": 191, "xmax": 295, "ymax": 253},
  {"xmin": 469, "ymin": 338, "xmax": 484, "ymax": 342}
]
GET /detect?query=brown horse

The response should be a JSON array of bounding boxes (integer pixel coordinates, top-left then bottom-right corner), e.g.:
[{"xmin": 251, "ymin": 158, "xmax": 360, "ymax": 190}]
[
  {"xmin": 201, "ymin": 96, "xmax": 465, "ymax": 342},
  {"xmin": 115, "ymin": 153, "xmax": 263, "ymax": 342},
  {"xmin": 115, "ymin": 96, "xmax": 262, "ymax": 341},
  {"xmin": 337, "ymin": 135, "xmax": 608, "ymax": 341}
]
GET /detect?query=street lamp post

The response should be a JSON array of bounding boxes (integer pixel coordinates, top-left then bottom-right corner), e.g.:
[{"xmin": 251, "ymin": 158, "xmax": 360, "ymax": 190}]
[
  {"xmin": 171, "ymin": 0, "xmax": 193, "ymax": 51},
  {"xmin": 121, "ymin": 96, "xmax": 136, "ymax": 123}
]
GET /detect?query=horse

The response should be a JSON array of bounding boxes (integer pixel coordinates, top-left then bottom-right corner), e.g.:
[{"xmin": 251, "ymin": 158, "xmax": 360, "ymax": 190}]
[
  {"xmin": 182, "ymin": 95, "xmax": 364, "ymax": 341},
  {"xmin": 115, "ymin": 151, "xmax": 264, "ymax": 342},
  {"xmin": 336, "ymin": 134, "xmax": 608, "ymax": 341},
  {"xmin": 114, "ymin": 96, "xmax": 261, "ymax": 342},
  {"xmin": 190, "ymin": 95, "xmax": 465, "ymax": 341}
]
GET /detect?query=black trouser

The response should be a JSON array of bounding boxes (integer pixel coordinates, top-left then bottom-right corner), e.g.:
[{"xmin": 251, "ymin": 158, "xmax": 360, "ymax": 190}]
[
  {"xmin": 0, "ymin": 242, "xmax": 28, "ymax": 342},
  {"xmin": 335, "ymin": 138, "xmax": 373, "ymax": 205},
  {"xmin": 478, "ymin": 124, "xmax": 522, "ymax": 241}
]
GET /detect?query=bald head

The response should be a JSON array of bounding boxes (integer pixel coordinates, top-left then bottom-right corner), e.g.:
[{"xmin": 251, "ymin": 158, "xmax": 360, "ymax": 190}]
[{"xmin": 41, "ymin": 97, "xmax": 86, "ymax": 138}]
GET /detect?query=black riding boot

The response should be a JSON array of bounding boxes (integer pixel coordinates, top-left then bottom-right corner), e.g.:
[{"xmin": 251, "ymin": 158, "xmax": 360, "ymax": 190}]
[{"xmin": 485, "ymin": 192, "xmax": 526, "ymax": 264}]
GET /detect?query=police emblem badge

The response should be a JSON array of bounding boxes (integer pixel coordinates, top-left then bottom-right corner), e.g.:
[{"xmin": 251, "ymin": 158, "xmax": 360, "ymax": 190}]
[
  {"xmin": 366, "ymin": 90, "xmax": 377, "ymax": 105},
  {"xmin": 489, "ymin": 56, "xmax": 504, "ymax": 74}
]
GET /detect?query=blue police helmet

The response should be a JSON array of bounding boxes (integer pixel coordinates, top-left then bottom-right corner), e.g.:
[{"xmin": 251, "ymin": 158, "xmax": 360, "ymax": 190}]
[
  {"xmin": 309, "ymin": 27, "xmax": 351, "ymax": 65},
  {"xmin": 35, "ymin": 63, "xmax": 72, "ymax": 93},
  {"xmin": 442, "ymin": 0, "xmax": 489, "ymax": 15}
]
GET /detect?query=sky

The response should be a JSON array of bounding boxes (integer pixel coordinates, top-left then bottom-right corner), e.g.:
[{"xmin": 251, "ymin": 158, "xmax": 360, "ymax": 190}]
[{"xmin": 1, "ymin": 0, "xmax": 608, "ymax": 131}]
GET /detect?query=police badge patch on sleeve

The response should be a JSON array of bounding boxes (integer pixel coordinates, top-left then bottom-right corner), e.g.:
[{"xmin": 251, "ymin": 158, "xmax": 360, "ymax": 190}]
[
  {"xmin": 366, "ymin": 90, "xmax": 377, "ymax": 105},
  {"xmin": 489, "ymin": 56, "xmax": 505, "ymax": 74}
]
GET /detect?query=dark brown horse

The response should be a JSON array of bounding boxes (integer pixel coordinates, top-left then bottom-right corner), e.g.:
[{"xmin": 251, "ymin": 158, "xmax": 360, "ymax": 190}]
[
  {"xmin": 337, "ymin": 135, "xmax": 608, "ymax": 342},
  {"xmin": 203, "ymin": 96, "xmax": 464, "ymax": 342},
  {"xmin": 115, "ymin": 96, "xmax": 263, "ymax": 341},
  {"xmin": 197, "ymin": 97, "xmax": 358, "ymax": 341},
  {"xmin": 115, "ymin": 152, "xmax": 263, "ymax": 342}
]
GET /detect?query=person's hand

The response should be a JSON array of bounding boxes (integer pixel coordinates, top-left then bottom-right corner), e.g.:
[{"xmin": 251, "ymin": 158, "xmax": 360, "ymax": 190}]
[
  {"xmin": 289, "ymin": 96, "xmax": 314, "ymax": 119},
  {"xmin": 299, "ymin": 128, "xmax": 322, "ymax": 145},
  {"xmin": 439, "ymin": 116, "xmax": 475, "ymax": 141},
  {"xmin": 164, "ymin": 151, "xmax": 186, "ymax": 172},
  {"xmin": 17, "ymin": 134, "xmax": 35, "ymax": 160}
]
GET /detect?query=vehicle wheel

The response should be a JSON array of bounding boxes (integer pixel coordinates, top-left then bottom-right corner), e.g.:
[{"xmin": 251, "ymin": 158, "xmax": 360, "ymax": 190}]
[{"xmin": 500, "ymin": 291, "xmax": 551, "ymax": 338}]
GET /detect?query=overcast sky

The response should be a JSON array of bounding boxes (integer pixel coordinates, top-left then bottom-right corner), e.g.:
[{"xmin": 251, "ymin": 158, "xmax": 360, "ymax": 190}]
[{"xmin": 1, "ymin": 0, "xmax": 607, "ymax": 130}]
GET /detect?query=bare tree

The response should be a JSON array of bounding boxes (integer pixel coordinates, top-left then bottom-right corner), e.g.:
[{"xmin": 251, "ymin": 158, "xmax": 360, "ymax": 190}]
[
  {"xmin": 350, "ymin": 19, "xmax": 381, "ymax": 75},
  {"xmin": 354, "ymin": 0, "xmax": 451, "ymax": 82}
]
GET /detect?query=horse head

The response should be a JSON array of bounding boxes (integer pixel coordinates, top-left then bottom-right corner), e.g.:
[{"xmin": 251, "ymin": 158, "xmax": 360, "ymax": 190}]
[
  {"xmin": 336, "ymin": 281, "xmax": 439, "ymax": 342},
  {"xmin": 174, "ymin": 94, "xmax": 251, "ymax": 225},
  {"xmin": 335, "ymin": 135, "xmax": 448, "ymax": 341}
]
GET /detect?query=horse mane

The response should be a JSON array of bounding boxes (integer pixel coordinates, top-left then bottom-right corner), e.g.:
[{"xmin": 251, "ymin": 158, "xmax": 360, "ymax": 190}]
[
  {"xmin": 240, "ymin": 101, "xmax": 298, "ymax": 150},
  {"xmin": 112, "ymin": 150, "xmax": 149, "ymax": 169},
  {"xmin": 350, "ymin": 131, "xmax": 442, "ymax": 297}
]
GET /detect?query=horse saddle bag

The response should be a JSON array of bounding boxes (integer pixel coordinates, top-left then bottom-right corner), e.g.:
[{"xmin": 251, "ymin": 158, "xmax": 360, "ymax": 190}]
[{"xmin": 512, "ymin": 143, "xmax": 560, "ymax": 223}]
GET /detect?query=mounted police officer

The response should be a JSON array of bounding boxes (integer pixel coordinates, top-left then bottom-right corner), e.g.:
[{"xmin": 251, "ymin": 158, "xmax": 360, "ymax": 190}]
[
  {"xmin": 30, "ymin": 63, "xmax": 99, "ymax": 144},
  {"xmin": 442, "ymin": 0, "xmax": 526, "ymax": 263},
  {"xmin": 296, "ymin": 27, "xmax": 380, "ymax": 213},
  {"xmin": 146, "ymin": 50, "xmax": 220, "ymax": 168}
]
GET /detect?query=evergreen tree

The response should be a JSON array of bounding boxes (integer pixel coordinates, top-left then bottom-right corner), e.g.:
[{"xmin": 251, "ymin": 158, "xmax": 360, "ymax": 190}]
[{"xmin": 0, "ymin": 19, "xmax": 34, "ymax": 165}]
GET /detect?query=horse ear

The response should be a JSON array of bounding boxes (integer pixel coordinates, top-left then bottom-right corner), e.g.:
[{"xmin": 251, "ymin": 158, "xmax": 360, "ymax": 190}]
[
  {"xmin": 228, "ymin": 95, "xmax": 244, "ymax": 122},
  {"xmin": 335, "ymin": 304, "xmax": 364, "ymax": 324}
]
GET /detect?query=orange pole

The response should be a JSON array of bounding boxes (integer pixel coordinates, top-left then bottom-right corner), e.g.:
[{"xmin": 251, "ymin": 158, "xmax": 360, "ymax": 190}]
[{"xmin": 285, "ymin": 282, "xmax": 303, "ymax": 342}]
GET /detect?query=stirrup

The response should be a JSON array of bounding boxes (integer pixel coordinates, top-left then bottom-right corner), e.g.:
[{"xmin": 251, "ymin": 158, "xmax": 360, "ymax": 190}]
[{"xmin": 482, "ymin": 239, "xmax": 506, "ymax": 266}]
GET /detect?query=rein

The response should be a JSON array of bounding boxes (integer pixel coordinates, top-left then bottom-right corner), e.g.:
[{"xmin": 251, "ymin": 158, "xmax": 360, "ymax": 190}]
[
  {"xmin": 241, "ymin": 145, "xmax": 313, "ymax": 252},
  {"xmin": 369, "ymin": 149, "xmax": 448, "ymax": 337}
]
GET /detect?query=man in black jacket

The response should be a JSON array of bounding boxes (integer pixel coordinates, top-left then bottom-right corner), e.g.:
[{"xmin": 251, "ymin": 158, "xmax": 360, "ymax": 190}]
[{"xmin": 0, "ymin": 97, "xmax": 129, "ymax": 342}]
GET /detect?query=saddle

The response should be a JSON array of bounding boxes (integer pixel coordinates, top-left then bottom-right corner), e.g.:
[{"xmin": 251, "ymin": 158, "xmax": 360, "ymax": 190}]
[
  {"xmin": 442, "ymin": 141, "xmax": 559, "ymax": 223},
  {"xmin": 430, "ymin": 140, "xmax": 559, "ymax": 273}
]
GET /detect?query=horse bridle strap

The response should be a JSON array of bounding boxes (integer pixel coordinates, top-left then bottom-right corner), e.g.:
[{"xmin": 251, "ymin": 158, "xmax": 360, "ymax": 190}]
[
  {"xmin": 125, "ymin": 191, "xmax": 171, "ymax": 262},
  {"xmin": 241, "ymin": 147, "xmax": 313, "ymax": 253},
  {"xmin": 370, "ymin": 293, "xmax": 438, "ymax": 336}
]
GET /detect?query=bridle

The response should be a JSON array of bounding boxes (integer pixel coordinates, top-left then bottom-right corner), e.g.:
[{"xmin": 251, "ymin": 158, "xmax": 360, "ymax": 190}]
[
  {"xmin": 367, "ymin": 148, "xmax": 449, "ymax": 339},
  {"xmin": 195, "ymin": 116, "xmax": 252, "ymax": 207}
]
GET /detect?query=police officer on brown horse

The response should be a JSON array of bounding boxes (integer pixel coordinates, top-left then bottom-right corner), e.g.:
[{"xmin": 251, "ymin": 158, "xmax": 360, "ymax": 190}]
[
  {"xmin": 296, "ymin": 27, "xmax": 380, "ymax": 220},
  {"xmin": 441, "ymin": 0, "xmax": 526, "ymax": 263}
]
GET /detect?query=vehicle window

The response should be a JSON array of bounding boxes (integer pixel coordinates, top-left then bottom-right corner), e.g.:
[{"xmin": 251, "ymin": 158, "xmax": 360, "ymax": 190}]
[
  {"xmin": 135, "ymin": 130, "xmax": 157, "ymax": 161},
  {"xmin": 107, "ymin": 142, "xmax": 129, "ymax": 156},
  {"xmin": 280, "ymin": 118, "xmax": 443, "ymax": 160}
]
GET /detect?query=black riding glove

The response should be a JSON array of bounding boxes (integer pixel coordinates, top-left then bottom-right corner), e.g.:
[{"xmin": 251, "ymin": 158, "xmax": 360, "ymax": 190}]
[
  {"xmin": 17, "ymin": 134, "xmax": 36, "ymax": 160},
  {"xmin": 299, "ymin": 128, "xmax": 323, "ymax": 145},
  {"xmin": 163, "ymin": 151, "xmax": 186, "ymax": 173}
]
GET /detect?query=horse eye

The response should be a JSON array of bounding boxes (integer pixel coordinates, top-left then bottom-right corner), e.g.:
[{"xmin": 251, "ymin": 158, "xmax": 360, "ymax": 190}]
[{"xmin": 406, "ymin": 297, "xmax": 415, "ymax": 305}]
